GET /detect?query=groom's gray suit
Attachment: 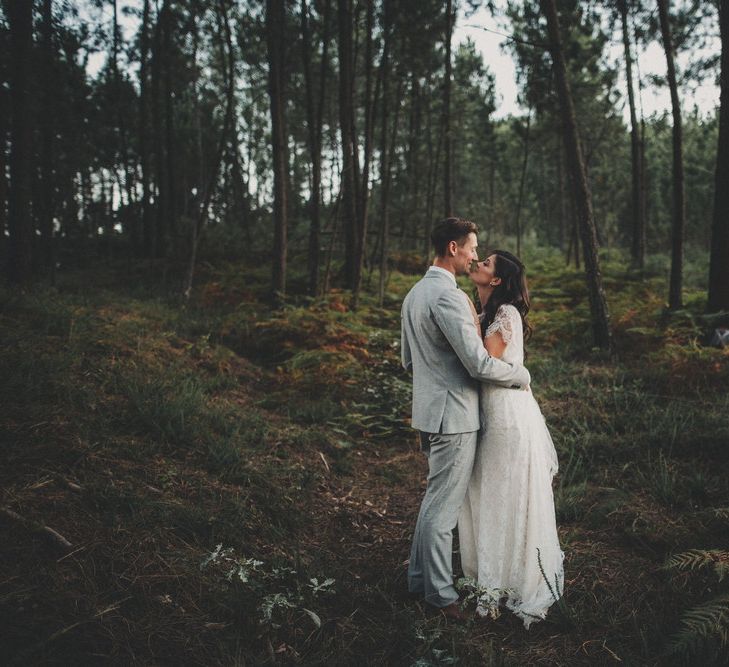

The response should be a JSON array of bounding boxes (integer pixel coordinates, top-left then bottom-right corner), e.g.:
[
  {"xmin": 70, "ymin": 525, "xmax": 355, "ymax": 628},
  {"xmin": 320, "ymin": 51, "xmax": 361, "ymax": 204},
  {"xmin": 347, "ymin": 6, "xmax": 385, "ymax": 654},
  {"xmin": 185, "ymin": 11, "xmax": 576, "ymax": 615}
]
[{"xmin": 401, "ymin": 266, "xmax": 530, "ymax": 608}]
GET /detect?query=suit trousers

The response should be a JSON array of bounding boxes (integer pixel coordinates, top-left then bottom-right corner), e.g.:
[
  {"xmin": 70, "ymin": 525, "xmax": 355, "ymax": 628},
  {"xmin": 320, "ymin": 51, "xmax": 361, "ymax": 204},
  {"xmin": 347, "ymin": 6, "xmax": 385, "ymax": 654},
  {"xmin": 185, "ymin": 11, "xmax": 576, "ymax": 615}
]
[{"xmin": 407, "ymin": 430, "xmax": 478, "ymax": 608}]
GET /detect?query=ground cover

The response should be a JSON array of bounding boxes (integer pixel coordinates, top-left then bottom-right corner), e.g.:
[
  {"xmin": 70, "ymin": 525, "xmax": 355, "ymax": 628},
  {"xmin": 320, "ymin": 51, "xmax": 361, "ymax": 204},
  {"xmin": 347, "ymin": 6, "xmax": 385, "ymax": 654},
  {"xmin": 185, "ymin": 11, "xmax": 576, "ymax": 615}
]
[{"xmin": 1, "ymin": 254, "xmax": 728, "ymax": 665}]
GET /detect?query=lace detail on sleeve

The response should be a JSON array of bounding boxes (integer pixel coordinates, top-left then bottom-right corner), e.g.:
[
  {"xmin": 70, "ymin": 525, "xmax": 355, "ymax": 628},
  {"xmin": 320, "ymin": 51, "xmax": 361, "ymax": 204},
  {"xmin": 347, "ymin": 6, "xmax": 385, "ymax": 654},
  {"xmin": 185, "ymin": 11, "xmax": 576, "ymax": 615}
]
[{"xmin": 484, "ymin": 305, "xmax": 518, "ymax": 345}]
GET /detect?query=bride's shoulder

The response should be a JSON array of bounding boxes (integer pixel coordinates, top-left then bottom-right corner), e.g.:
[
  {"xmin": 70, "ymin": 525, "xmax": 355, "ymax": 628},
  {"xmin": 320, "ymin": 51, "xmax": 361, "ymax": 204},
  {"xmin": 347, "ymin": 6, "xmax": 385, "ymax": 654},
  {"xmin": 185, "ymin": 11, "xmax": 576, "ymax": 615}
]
[{"xmin": 497, "ymin": 303, "xmax": 520, "ymax": 319}]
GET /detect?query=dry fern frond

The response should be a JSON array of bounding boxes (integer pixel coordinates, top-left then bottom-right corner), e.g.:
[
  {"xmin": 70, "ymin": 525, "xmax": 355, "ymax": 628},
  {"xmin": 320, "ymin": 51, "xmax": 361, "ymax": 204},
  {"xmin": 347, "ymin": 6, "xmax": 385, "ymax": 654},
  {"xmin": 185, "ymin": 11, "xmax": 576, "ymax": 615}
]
[
  {"xmin": 667, "ymin": 594, "xmax": 729, "ymax": 657},
  {"xmin": 666, "ymin": 550, "xmax": 729, "ymax": 582}
]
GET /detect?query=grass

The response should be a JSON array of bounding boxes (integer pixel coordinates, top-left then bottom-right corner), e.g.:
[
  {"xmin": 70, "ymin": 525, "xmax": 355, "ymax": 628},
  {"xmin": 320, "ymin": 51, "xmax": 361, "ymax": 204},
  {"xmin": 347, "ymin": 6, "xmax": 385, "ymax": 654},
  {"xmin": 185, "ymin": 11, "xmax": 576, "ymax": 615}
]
[{"xmin": 0, "ymin": 251, "xmax": 728, "ymax": 664}]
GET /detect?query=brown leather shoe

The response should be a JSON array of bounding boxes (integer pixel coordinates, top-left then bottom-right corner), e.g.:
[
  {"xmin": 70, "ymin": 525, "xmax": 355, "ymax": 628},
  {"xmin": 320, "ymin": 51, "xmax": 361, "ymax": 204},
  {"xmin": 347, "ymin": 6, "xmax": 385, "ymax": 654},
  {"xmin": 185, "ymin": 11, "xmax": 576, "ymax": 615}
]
[{"xmin": 436, "ymin": 601, "xmax": 470, "ymax": 622}]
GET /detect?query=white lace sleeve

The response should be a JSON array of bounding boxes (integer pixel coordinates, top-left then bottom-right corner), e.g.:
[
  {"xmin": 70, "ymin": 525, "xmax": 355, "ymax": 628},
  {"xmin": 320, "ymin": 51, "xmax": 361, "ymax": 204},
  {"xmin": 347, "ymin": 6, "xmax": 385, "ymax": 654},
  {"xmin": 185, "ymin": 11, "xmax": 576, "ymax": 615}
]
[{"xmin": 484, "ymin": 305, "xmax": 518, "ymax": 345}]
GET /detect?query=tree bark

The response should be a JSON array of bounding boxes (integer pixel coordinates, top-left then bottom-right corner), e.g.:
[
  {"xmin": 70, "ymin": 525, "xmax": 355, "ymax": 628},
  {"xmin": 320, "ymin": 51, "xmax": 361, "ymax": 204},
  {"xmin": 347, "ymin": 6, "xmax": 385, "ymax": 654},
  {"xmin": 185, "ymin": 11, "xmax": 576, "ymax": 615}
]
[
  {"xmin": 151, "ymin": 0, "xmax": 169, "ymax": 258},
  {"xmin": 184, "ymin": 0, "xmax": 237, "ymax": 300},
  {"xmin": 377, "ymin": 0, "xmax": 399, "ymax": 305},
  {"xmin": 163, "ymin": 3, "xmax": 177, "ymax": 244},
  {"xmin": 267, "ymin": 0, "xmax": 288, "ymax": 299},
  {"xmin": 619, "ymin": 0, "xmax": 645, "ymax": 271},
  {"xmin": 443, "ymin": 0, "xmax": 454, "ymax": 216},
  {"xmin": 708, "ymin": 0, "xmax": 729, "ymax": 313},
  {"xmin": 351, "ymin": 0, "xmax": 377, "ymax": 308},
  {"xmin": 657, "ymin": 0, "xmax": 685, "ymax": 309},
  {"xmin": 139, "ymin": 0, "xmax": 152, "ymax": 257},
  {"xmin": 39, "ymin": 0, "xmax": 56, "ymax": 277},
  {"xmin": 111, "ymin": 0, "xmax": 136, "ymax": 255},
  {"xmin": 4, "ymin": 0, "xmax": 33, "ymax": 285},
  {"xmin": 338, "ymin": 0, "xmax": 358, "ymax": 291},
  {"xmin": 301, "ymin": 0, "xmax": 331, "ymax": 296},
  {"xmin": 514, "ymin": 110, "xmax": 531, "ymax": 258},
  {"xmin": 0, "ymin": 72, "xmax": 7, "ymax": 257},
  {"xmin": 540, "ymin": 0, "xmax": 612, "ymax": 351}
]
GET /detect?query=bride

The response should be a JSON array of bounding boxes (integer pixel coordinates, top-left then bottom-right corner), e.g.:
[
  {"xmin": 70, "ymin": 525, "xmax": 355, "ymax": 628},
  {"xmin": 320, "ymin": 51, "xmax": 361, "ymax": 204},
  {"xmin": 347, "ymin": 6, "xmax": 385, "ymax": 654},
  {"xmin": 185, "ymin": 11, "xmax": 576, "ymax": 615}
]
[{"xmin": 458, "ymin": 250, "xmax": 564, "ymax": 628}]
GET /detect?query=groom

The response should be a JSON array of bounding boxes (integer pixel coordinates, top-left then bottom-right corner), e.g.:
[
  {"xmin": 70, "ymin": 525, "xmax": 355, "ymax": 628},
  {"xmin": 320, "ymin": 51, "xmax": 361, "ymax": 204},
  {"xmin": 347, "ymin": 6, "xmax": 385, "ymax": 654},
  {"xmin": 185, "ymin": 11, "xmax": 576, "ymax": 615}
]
[{"xmin": 401, "ymin": 217, "xmax": 530, "ymax": 620}]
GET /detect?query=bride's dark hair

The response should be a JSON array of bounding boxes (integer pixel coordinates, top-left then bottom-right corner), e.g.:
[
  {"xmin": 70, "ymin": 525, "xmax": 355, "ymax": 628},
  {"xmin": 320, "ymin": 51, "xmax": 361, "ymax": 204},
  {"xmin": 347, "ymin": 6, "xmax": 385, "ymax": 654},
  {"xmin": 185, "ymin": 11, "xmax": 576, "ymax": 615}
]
[{"xmin": 480, "ymin": 250, "xmax": 532, "ymax": 344}]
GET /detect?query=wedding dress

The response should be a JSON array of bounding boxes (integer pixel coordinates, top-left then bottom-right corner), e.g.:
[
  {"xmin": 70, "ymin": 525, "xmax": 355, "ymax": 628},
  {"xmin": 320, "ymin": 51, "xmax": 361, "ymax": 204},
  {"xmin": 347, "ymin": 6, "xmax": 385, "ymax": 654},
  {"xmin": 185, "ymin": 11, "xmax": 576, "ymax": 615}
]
[{"xmin": 458, "ymin": 303, "xmax": 564, "ymax": 628}]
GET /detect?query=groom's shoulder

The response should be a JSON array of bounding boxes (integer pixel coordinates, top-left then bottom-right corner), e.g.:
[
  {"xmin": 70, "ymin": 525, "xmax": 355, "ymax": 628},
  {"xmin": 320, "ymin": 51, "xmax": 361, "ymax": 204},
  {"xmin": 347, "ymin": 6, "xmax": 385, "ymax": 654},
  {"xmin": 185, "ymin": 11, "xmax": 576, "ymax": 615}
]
[{"xmin": 408, "ymin": 273, "xmax": 457, "ymax": 298}]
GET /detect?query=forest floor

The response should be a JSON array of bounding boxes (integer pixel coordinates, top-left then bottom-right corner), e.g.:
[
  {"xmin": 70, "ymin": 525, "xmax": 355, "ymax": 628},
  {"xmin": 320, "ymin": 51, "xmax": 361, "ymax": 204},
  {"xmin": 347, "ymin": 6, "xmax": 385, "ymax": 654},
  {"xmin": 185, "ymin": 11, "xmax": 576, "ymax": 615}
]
[{"xmin": 1, "ymin": 253, "xmax": 729, "ymax": 666}]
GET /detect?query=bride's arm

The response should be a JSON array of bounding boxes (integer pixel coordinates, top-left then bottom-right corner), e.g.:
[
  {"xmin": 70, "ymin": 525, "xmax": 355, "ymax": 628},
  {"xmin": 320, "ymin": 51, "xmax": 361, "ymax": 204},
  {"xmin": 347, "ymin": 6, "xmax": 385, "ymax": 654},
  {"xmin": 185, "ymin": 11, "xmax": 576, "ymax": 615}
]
[{"xmin": 484, "ymin": 332, "xmax": 506, "ymax": 359}]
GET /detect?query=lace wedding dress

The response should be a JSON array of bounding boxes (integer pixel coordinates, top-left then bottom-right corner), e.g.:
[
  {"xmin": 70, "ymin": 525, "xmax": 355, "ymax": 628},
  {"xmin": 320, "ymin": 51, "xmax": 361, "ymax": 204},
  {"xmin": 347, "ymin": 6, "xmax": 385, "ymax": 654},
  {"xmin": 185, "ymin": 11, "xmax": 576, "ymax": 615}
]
[{"xmin": 458, "ymin": 304, "xmax": 564, "ymax": 628}]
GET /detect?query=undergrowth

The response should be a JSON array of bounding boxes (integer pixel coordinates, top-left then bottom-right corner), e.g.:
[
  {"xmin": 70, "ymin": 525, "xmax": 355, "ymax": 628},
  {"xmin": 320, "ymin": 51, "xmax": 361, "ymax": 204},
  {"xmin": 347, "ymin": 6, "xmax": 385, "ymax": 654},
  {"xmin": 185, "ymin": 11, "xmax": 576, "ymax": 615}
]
[{"xmin": 0, "ymin": 252, "xmax": 728, "ymax": 665}]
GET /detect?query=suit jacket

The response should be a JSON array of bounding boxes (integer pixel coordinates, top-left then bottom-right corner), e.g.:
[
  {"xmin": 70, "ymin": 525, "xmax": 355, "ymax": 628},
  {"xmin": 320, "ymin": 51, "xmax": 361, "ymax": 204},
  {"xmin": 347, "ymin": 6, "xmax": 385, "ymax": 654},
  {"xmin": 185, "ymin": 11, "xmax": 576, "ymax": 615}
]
[{"xmin": 401, "ymin": 267, "xmax": 530, "ymax": 434}]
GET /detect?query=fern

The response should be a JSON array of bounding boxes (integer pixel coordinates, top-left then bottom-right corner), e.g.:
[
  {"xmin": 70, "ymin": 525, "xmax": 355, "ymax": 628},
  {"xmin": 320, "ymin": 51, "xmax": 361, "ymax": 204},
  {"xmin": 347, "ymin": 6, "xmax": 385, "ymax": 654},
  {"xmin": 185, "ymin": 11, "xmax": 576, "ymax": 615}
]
[
  {"xmin": 666, "ymin": 550, "xmax": 729, "ymax": 582},
  {"xmin": 536, "ymin": 548, "xmax": 574, "ymax": 628},
  {"xmin": 713, "ymin": 508, "xmax": 729, "ymax": 522},
  {"xmin": 667, "ymin": 594, "xmax": 729, "ymax": 657}
]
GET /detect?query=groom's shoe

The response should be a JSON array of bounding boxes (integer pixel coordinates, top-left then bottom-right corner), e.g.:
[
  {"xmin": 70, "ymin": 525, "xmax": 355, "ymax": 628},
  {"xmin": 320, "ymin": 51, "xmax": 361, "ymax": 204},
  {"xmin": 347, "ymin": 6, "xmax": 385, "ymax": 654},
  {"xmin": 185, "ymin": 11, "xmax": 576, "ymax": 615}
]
[{"xmin": 436, "ymin": 602, "xmax": 470, "ymax": 623}]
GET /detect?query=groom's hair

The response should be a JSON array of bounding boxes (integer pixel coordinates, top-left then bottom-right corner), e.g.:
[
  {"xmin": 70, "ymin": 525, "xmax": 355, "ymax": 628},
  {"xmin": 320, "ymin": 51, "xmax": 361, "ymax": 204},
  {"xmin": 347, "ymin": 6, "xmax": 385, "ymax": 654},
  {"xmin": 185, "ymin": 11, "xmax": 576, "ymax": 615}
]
[{"xmin": 431, "ymin": 217, "xmax": 478, "ymax": 257}]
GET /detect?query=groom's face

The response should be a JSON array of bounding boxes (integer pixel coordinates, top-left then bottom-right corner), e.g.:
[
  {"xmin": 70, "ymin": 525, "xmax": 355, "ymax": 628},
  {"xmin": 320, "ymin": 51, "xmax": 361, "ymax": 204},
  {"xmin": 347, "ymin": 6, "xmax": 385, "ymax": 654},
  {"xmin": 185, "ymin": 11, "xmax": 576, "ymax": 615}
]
[{"xmin": 453, "ymin": 233, "xmax": 479, "ymax": 276}]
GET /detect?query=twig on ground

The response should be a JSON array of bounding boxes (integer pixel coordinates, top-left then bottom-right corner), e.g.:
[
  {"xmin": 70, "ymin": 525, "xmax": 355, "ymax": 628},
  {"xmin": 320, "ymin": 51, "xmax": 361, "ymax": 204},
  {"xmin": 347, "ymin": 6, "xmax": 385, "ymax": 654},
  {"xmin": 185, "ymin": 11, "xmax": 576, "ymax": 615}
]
[{"xmin": 0, "ymin": 506, "xmax": 73, "ymax": 550}]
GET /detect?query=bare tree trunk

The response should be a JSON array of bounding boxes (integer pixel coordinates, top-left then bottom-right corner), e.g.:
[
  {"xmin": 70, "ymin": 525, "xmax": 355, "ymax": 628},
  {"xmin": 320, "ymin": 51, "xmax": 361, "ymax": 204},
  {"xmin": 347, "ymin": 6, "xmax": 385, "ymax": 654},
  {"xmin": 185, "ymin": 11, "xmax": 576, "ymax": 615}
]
[
  {"xmin": 301, "ymin": 0, "xmax": 331, "ymax": 296},
  {"xmin": 443, "ymin": 0, "xmax": 454, "ymax": 216},
  {"xmin": 112, "ymin": 0, "xmax": 136, "ymax": 255},
  {"xmin": 407, "ymin": 72, "xmax": 422, "ymax": 239},
  {"xmin": 514, "ymin": 109, "xmax": 531, "ymax": 258},
  {"xmin": 267, "ymin": 0, "xmax": 288, "ymax": 299},
  {"xmin": 39, "ymin": 0, "xmax": 55, "ymax": 278},
  {"xmin": 4, "ymin": 0, "xmax": 33, "ymax": 285},
  {"xmin": 0, "ymin": 75, "xmax": 7, "ymax": 257},
  {"xmin": 185, "ymin": 0, "xmax": 237, "ymax": 300},
  {"xmin": 425, "ymin": 96, "xmax": 444, "ymax": 256},
  {"xmin": 709, "ymin": 0, "xmax": 729, "ymax": 313},
  {"xmin": 557, "ymin": 142, "xmax": 566, "ymax": 250},
  {"xmin": 351, "ymin": 0, "xmax": 378, "ymax": 308},
  {"xmin": 163, "ymin": 4, "xmax": 177, "ymax": 246},
  {"xmin": 541, "ymin": 0, "xmax": 612, "ymax": 351},
  {"xmin": 619, "ymin": 0, "xmax": 644, "ymax": 270},
  {"xmin": 139, "ymin": 0, "xmax": 152, "ymax": 257},
  {"xmin": 338, "ymin": 0, "xmax": 358, "ymax": 291},
  {"xmin": 377, "ymin": 0, "xmax": 399, "ymax": 305},
  {"xmin": 151, "ymin": 0, "xmax": 169, "ymax": 258},
  {"xmin": 657, "ymin": 0, "xmax": 685, "ymax": 309}
]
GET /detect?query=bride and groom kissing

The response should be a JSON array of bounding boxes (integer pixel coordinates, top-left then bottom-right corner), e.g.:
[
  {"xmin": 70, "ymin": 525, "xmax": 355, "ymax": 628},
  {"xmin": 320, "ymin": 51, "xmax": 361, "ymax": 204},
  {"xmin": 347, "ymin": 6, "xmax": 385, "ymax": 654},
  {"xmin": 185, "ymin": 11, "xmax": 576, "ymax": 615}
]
[{"xmin": 401, "ymin": 217, "xmax": 564, "ymax": 626}]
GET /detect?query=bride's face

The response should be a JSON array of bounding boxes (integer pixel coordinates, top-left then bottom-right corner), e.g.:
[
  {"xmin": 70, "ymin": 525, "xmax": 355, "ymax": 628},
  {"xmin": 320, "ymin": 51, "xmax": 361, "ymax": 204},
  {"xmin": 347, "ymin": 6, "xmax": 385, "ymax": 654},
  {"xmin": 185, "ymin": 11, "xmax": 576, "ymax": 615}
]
[{"xmin": 469, "ymin": 254, "xmax": 499, "ymax": 287}]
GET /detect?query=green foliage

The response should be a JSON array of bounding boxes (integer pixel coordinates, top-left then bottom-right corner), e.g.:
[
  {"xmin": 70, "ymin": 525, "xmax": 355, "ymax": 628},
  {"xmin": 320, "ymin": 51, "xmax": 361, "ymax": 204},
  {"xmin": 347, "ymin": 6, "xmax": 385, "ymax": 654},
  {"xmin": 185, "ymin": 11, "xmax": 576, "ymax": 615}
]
[
  {"xmin": 666, "ymin": 594, "xmax": 729, "ymax": 662},
  {"xmin": 199, "ymin": 544, "xmax": 335, "ymax": 631},
  {"xmin": 667, "ymin": 551, "xmax": 729, "ymax": 583}
]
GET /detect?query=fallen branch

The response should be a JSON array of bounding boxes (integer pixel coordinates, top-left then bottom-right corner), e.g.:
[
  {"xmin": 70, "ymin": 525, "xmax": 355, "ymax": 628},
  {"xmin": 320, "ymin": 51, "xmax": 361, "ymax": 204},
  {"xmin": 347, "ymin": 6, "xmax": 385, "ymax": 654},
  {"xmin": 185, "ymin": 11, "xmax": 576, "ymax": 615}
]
[
  {"xmin": 10, "ymin": 597, "xmax": 130, "ymax": 665},
  {"xmin": 0, "ymin": 506, "xmax": 73, "ymax": 550}
]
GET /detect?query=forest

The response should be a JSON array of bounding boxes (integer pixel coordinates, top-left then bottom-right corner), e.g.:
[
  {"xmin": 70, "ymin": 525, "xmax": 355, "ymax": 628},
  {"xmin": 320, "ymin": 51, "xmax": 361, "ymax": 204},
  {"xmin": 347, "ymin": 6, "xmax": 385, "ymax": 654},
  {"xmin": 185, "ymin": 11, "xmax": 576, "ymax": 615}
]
[{"xmin": 1, "ymin": 0, "xmax": 728, "ymax": 664}]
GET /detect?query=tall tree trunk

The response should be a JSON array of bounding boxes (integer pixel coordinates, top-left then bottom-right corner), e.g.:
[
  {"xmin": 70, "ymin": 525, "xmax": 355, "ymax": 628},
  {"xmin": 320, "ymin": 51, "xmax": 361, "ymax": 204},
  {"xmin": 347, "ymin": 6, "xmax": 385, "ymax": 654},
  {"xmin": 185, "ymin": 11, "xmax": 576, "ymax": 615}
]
[
  {"xmin": 352, "ymin": 0, "xmax": 377, "ymax": 308},
  {"xmin": 406, "ymin": 72, "xmax": 422, "ymax": 240},
  {"xmin": 39, "ymin": 0, "xmax": 55, "ymax": 277},
  {"xmin": 0, "ymin": 74, "xmax": 7, "ymax": 257},
  {"xmin": 514, "ymin": 110, "xmax": 531, "ymax": 258},
  {"xmin": 184, "ymin": 0, "xmax": 236, "ymax": 300},
  {"xmin": 377, "ymin": 0, "xmax": 398, "ymax": 305},
  {"xmin": 709, "ymin": 0, "xmax": 729, "ymax": 313},
  {"xmin": 112, "ymin": 0, "xmax": 136, "ymax": 254},
  {"xmin": 267, "ymin": 0, "xmax": 288, "ymax": 299},
  {"xmin": 443, "ymin": 0, "xmax": 454, "ymax": 216},
  {"xmin": 301, "ymin": 0, "xmax": 331, "ymax": 296},
  {"xmin": 557, "ymin": 142, "xmax": 566, "ymax": 250},
  {"xmin": 338, "ymin": 0, "xmax": 358, "ymax": 291},
  {"xmin": 657, "ymin": 0, "xmax": 685, "ymax": 309},
  {"xmin": 619, "ymin": 0, "xmax": 645, "ymax": 271},
  {"xmin": 425, "ymin": 94, "xmax": 444, "ymax": 254},
  {"xmin": 139, "ymin": 0, "xmax": 152, "ymax": 256},
  {"xmin": 4, "ymin": 0, "xmax": 33, "ymax": 285},
  {"xmin": 540, "ymin": 0, "xmax": 612, "ymax": 351},
  {"xmin": 151, "ymin": 0, "xmax": 169, "ymax": 258},
  {"xmin": 163, "ymin": 5, "xmax": 177, "ymax": 245}
]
